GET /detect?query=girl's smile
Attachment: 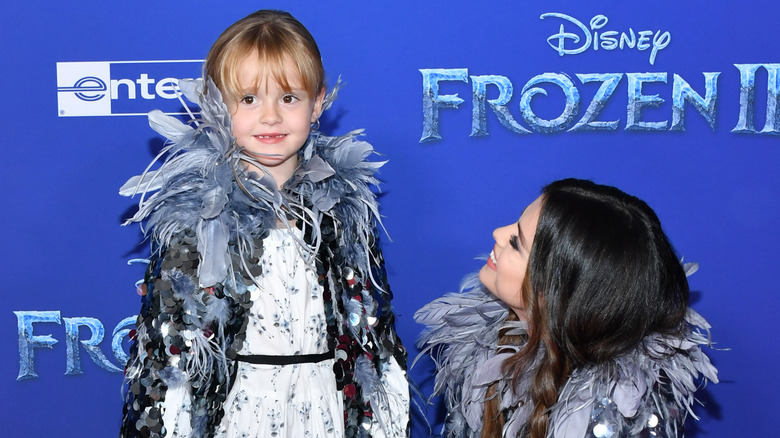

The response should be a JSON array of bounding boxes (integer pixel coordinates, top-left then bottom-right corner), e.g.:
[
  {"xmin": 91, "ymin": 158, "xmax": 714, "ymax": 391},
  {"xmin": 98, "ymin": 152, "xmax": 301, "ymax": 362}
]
[{"xmin": 230, "ymin": 55, "xmax": 324, "ymax": 186}]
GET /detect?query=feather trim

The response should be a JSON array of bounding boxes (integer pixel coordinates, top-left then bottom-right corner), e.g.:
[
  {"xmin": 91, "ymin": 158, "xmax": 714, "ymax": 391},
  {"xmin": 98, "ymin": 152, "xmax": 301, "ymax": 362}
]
[{"xmin": 415, "ymin": 273, "xmax": 718, "ymax": 438}]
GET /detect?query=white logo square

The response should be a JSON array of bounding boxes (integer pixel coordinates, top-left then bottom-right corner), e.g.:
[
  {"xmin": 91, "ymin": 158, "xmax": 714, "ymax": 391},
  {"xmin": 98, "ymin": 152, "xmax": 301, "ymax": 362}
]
[{"xmin": 57, "ymin": 62, "xmax": 112, "ymax": 117}]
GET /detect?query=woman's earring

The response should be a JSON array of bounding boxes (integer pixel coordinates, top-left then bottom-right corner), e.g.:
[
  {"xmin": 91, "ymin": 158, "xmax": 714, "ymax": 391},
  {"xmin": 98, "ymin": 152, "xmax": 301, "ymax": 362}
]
[{"xmin": 311, "ymin": 119, "xmax": 320, "ymax": 131}]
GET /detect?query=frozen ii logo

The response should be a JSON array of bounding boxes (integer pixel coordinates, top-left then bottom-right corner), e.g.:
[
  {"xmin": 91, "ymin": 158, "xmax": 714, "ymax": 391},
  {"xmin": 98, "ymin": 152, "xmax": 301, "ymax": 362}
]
[
  {"xmin": 14, "ymin": 311, "xmax": 134, "ymax": 379},
  {"xmin": 420, "ymin": 12, "xmax": 780, "ymax": 142}
]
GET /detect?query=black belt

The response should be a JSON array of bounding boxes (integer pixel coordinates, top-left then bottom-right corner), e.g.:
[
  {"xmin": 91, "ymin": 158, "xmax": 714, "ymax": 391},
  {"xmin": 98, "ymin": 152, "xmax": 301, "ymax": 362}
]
[{"xmin": 230, "ymin": 349, "xmax": 334, "ymax": 366}]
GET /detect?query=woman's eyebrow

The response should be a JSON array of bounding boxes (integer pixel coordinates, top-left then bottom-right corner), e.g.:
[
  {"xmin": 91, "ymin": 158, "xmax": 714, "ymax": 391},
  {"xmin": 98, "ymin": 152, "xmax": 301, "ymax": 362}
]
[{"xmin": 517, "ymin": 222, "xmax": 528, "ymax": 250}]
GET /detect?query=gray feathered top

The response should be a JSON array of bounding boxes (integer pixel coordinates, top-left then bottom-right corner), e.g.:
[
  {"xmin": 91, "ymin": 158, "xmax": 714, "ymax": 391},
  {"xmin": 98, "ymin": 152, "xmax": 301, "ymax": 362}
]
[{"xmin": 415, "ymin": 274, "xmax": 718, "ymax": 438}]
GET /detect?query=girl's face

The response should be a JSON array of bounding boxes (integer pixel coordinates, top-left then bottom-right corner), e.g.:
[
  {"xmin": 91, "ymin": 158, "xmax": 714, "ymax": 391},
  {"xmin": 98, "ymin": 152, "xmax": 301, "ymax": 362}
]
[
  {"xmin": 479, "ymin": 195, "xmax": 543, "ymax": 319},
  {"xmin": 230, "ymin": 56, "xmax": 325, "ymax": 186}
]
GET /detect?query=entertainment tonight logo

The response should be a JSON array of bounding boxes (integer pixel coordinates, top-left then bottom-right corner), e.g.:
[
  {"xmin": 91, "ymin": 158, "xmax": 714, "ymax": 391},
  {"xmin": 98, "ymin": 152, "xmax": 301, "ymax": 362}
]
[{"xmin": 56, "ymin": 60, "xmax": 202, "ymax": 117}]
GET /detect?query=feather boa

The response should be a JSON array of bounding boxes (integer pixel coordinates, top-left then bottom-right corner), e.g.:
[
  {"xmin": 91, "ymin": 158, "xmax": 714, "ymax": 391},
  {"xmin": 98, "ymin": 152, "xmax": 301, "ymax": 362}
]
[{"xmin": 415, "ymin": 273, "xmax": 718, "ymax": 438}]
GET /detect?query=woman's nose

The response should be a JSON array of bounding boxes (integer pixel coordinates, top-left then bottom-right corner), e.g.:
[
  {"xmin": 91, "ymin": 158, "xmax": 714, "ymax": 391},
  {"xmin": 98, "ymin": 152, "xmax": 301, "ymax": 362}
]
[
  {"xmin": 493, "ymin": 224, "xmax": 513, "ymax": 245},
  {"xmin": 492, "ymin": 226, "xmax": 505, "ymax": 245}
]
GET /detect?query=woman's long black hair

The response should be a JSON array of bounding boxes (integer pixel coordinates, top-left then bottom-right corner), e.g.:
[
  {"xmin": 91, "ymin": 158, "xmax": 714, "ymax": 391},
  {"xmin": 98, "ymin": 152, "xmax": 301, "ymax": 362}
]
[{"xmin": 482, "ymin": 178, "xmax": 690, "ymax": 438}]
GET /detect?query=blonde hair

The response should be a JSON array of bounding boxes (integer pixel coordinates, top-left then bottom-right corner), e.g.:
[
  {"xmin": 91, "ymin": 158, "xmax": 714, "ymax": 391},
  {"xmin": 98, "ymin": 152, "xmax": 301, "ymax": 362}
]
[{"xmin": 204, "ymin": 10, "xmax": 325, "ymax": 104}]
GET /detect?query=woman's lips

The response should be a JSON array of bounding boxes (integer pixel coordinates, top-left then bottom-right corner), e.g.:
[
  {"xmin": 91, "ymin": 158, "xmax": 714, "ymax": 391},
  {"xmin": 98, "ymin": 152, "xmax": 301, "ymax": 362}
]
[{"xmin": 486, "ymin": 247, "xmax": 497, "ymax": 270}]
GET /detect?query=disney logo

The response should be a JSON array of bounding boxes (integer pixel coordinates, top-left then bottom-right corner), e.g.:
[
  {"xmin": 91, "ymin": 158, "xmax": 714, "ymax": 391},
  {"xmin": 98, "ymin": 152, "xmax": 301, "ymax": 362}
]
[{"xmin": 541, "ymin": 12, "xmax": 671, "ymax": 65}]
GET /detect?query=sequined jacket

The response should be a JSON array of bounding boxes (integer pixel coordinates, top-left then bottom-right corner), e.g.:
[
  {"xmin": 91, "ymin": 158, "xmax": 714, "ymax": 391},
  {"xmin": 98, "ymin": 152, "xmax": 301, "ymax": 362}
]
[
  {"xmin": 119, "ymin": 79, "xmax": 409, "ymax": 438},
  {"xmin": 415, "ymin": 275, "xmax": 718, "ymax": 438}
]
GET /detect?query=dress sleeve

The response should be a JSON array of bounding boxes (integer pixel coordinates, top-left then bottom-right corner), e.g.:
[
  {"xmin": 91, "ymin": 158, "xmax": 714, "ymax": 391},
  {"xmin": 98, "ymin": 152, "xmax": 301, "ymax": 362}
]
[
  {"xmin": 159, "ymin": 384, "xmax": 193, "ymax": 437},
  {"xmin": 366, "ymin": 236, "xmax": 411, "ymax": 436},
  {"xmin": 370, "ymin": 355, "xmax": 411, "ymax": 437},
  {"xmin": 120, "ymin": 237, "xmax": 202, "ymax": 438}
]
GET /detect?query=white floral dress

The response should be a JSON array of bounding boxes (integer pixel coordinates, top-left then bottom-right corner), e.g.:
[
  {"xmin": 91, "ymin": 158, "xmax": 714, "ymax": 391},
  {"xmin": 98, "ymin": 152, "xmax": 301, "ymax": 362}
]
[
  {"xmin": 215, "ymin": 228, "xmax": 343, "ymax": 437},
  {"xmin": 160, "ymin": 228, "xmax": 408, "ymax": 437}
]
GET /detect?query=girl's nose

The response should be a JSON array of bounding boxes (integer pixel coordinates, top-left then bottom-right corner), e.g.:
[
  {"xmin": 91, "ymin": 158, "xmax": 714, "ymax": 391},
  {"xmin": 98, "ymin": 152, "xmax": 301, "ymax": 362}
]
[{"xmin": 260, "ymin": 103, "xmax": 281, "ymax": 124}]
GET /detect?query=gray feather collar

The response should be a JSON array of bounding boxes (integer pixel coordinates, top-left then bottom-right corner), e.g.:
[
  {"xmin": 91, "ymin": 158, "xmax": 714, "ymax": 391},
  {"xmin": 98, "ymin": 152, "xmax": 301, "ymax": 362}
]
[
  {"xmin": 120, "ymin": 78, "xmax": 384, "ymax": 289},
  {"xmin": 415, "ymin": 274, "xmax": 718, "ymax": 438}
]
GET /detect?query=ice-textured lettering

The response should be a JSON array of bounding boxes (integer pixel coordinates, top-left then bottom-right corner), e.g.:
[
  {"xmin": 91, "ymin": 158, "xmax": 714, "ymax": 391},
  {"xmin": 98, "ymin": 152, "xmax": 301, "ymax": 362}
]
[
  {"xmin": 64, "ymin": 317, "xmax": 123, "ymax": 375},
  {"xmin": 519, "ymin": 73, "xmax": 580, "ymax": 133},
  {"xmin": 626, "ymin": 72, "xmax": 668, "ymax": 131},
  {"xmin": 420, "ymin": 68, "xmax": 469, "ymax": 142},
  {"xmin": 15, "ymin": 311, "xmax": 61, "ymax": 380},
  {"xmin": 470, "ymin": 75, "xmax": 530, "ymax": 136},
  {"xmin": 733, "ymin": 64, "xmax": 780, "ymax": 135}
]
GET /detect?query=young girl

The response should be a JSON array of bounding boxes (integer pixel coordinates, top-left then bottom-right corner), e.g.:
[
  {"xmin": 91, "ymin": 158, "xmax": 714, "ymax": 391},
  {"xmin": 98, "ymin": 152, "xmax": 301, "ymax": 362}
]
[
  {"xmin": 119, "ymin": 10, "xmax": 409, "ymax": 438},
  {"xmin": 416, "ymin": 179, "xmax": 718, "ymax": 438}
]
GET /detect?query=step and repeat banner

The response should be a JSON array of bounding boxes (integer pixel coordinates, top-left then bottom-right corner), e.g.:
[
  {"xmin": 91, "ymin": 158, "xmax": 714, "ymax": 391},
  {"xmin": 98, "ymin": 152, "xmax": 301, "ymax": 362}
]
[{"xmin": 1, "ymin": 1, "xmax": 777, "ymax": 436}]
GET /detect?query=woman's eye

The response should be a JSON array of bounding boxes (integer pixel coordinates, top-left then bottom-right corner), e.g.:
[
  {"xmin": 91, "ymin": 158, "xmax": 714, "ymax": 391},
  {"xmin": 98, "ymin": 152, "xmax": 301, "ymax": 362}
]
[{"xmin": 509, "ymin": 235, "xmax": 520, "ymax": 251}]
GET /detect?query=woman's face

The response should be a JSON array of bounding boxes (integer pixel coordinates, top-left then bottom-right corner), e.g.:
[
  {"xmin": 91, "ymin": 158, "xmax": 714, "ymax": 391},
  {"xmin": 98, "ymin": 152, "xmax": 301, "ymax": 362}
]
[{"xmin": 479, "ymin": 195, "xmax": 543, "ymax": 319}]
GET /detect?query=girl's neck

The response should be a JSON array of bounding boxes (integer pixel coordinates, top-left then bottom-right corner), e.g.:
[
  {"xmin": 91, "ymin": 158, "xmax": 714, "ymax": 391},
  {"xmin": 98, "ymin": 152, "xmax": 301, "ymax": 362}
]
[{"xmin": 245, "ymin": 156, "xmax": 299, "ymax": 189}]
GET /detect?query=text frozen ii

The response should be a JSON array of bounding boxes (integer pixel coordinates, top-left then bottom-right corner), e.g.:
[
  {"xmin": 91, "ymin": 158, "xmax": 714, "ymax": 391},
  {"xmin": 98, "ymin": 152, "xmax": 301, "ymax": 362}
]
[{"xmin": 420, "ymin": 65, "xmax": 780, "ymax": 142}]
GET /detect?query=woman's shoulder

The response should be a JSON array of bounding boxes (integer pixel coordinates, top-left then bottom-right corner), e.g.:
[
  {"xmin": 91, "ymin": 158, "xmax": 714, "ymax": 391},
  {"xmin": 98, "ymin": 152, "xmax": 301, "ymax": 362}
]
[{"xmin": 548, "ymin": 313, "xmax": 717, "ymax": 438}]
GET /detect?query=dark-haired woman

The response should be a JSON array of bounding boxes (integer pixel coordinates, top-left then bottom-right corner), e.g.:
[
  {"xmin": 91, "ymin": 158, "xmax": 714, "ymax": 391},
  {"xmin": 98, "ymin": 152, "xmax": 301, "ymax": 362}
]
[{"xmin": 416, "ymin": 178, "xmax": 717, "ymax": 438}]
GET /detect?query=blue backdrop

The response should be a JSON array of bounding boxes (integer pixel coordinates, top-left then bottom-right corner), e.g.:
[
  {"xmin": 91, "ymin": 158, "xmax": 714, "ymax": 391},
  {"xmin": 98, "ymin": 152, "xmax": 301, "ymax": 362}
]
[{"xmin": 2, "ymin": 1, "xmax": 776, "ymax": 436}]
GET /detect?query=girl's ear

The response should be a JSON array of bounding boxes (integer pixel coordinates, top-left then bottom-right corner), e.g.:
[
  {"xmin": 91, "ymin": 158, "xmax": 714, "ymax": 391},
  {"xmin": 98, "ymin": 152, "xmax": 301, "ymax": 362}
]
[{"xmin": 311, "ymin": 86, "xmax": 326, "ymax": 123}]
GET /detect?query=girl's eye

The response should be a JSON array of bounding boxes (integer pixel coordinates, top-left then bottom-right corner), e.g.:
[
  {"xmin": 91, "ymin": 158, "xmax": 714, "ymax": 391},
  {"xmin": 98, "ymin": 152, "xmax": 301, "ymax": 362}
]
[
  {"xmin": 240, "ymin": 95, "xmax": 256, "ymax": 105},
  {"xmin": 509, "ymin": 235, "xmax": 520, "ymax": 251},
  {"xmin": 281, "ymin": 94, "xmax": 298, "ymax": 104}
]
